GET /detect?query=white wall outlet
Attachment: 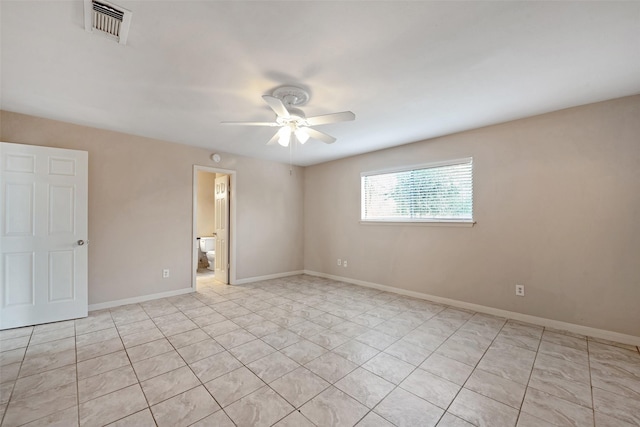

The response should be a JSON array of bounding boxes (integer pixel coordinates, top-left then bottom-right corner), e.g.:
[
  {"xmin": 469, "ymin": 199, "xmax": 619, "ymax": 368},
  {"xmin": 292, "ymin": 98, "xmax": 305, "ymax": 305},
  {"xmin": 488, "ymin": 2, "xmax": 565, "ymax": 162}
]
[
  {"xmin": 343, "ymin": 260, "xmax": 348, "ymax": 268},
  {"xmin": 163, "ymin": 269, "xmax": 170, "ymax": 278},
  {"xmin": 515, "ymin": 284, "xmax": 525, "ymax": 297},
  {"xmin": 337, "ymin": 259, "xmax": 342, "ymax": 266}
]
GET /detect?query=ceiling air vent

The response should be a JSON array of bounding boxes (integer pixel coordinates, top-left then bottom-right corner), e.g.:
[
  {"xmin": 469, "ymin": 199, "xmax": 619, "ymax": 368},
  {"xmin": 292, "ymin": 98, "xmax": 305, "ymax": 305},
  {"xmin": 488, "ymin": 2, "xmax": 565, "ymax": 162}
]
[{"xmin": 84, "ymin": 0, "xmax": 132, "ymax": 45}]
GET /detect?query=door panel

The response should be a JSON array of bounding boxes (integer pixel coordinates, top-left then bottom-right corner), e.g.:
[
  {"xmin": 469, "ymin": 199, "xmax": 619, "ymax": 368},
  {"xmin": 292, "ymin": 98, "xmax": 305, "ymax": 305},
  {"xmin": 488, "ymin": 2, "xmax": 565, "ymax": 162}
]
[
  {"xmin": 4, "ymin": 252, "xmax": 34, "ymax": 306},
  {"xmin": 5, "ymin": 153, "xmax": 35, "ymax": 173},
  {"xmin": 4, "ymin": 182, "xmax": 34, "ymax": 235},
  {"xmin": 49, "ymin": 157, "xmax": 76, "ymax": 176},
  {"xmin": 49, "ymin": 185, "xmax": 75, "ymax": 234},
  {"xmin": 1, "ymin": 142, "xmax": 88, "ymax": 329},
  {"xmin": 49, "ymin": 250, "xmax": 75, "ymax": 301},
  {"xmin": 214, "ymin": 175, "xmax": 229, "ymax": 284}
]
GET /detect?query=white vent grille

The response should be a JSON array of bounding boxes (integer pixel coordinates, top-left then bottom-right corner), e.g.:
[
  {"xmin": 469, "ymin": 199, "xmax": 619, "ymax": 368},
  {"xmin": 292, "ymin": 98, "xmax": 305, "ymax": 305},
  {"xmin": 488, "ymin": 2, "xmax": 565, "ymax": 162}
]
[
  {"xmin": 93, "ymin": 2, "xmax": 123, "ymax": 37},
  {"xmin": 84, "ymin": 0, "xmax": 132, "ymax": 45}
]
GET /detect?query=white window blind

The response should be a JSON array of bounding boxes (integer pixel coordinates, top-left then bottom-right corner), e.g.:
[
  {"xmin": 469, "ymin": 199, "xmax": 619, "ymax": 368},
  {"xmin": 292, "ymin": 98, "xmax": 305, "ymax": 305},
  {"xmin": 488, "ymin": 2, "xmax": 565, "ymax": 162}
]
[{"xmin": 361, "ymin": 159, "xmax": 473, "ymax": 222}]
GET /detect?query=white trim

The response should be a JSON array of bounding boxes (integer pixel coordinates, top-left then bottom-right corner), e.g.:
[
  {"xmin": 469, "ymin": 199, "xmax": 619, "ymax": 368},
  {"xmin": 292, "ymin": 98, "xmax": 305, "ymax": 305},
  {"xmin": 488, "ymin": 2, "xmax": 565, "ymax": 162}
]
[
  {"xmin": 360, "ymin": 157, "xmax": 473, "ymax": 177},
  {"xmin": 360, "ymin": 220, "xmax": 475, "ymax": 227},
  {"xmin": 303, "ymin": 270, "xmax": 640, "ymax": 347},
  {"xmin": 360, "ymin": 158, "xmax": 473, "ymax": 223},
  {"xmin": 233, "ymin": 270, "xmax": 305, "ymax": 285},
  {"xmin": 193, "ymin": 165, "xmax": 237, "ymax": 289},
  {"xmin": 89, "ymin": 287, "xmax": 193, "ymax": 311}
]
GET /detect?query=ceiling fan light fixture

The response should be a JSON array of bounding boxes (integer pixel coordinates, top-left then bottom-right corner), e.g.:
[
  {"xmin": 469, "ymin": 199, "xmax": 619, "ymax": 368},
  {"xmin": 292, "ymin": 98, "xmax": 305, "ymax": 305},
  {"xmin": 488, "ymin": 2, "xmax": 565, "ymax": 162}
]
[
  {"xmin": 221, "ymin": 86, "xmax": 355, "ymax": 147},
  {"xmin": 277, "ymin": 126, "xmax": 291, "ymax": 147},
  {"xmin": 295, "ymin": 128, "xmax": 310, "ymax": 144}
]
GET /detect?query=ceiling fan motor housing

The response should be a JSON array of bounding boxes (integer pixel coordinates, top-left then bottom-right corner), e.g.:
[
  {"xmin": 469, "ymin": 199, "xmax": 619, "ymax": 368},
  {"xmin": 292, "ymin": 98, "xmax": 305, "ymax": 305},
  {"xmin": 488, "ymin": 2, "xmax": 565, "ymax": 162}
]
[{"xmin": 272, "ymin": 86, "xmax": 310, "ymax": 107}]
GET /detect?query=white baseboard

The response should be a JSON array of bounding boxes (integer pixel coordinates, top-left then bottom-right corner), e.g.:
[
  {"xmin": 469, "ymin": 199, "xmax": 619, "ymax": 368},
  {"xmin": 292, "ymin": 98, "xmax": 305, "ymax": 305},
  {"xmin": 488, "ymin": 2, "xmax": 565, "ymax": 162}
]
[
  {"xmin": 233, "ymin": 270, "xmax": 305, "ymax": 285},
  {"xmin": 89, "ymin": 287, "xmax": 194, "ymax": 311},
  {"xmin": 304, "ymin": 270, "xmax": 640, "ymax": 347},
  {"xmin": 89, "ymin": 270, "xmax": 304, "ymax": 310}
]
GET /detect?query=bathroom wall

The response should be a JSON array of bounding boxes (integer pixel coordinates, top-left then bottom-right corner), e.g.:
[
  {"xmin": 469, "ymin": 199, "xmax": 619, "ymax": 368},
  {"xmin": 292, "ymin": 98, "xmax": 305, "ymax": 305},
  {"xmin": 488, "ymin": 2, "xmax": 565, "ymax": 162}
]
[
  {"xmin": 304, "ymin": 95, "xmax": 640, "ymax": 337},
  {"xmin": 196, "ymin": 170, "xmax": 216, "ymax": 237},
  {"xmin": 0, "ymin": 110, "xmax": 305, "ymax": 305}
]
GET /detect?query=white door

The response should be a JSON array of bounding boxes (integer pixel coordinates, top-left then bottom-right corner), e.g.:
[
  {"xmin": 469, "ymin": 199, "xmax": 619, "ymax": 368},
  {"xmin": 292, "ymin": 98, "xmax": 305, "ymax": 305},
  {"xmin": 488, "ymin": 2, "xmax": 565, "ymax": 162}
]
[
  {"xmin": 214, "ymin": 174, "xmax": 229, "ymax": 284},
  {"xmin": 0, "ymin": 142, "xmax": 88, "ymax": 330}
]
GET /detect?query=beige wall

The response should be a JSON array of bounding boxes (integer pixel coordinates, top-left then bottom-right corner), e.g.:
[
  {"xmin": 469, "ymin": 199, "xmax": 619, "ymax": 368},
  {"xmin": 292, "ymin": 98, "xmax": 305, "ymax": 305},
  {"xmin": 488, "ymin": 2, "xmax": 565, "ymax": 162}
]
[
  {"xmin": 3, "ymin": 96, "xmax": 639, "ymax": 336},
  {"xmin": 1, "ymin": 111, "xmax": 304, "ymax": 305},
  {"xmin": 304, "ymin": 95, "xmax": 640, "ymax": 336},
  {"xmin": 196, "ymin": 170, "xmax": 216, "ymax": 237}
]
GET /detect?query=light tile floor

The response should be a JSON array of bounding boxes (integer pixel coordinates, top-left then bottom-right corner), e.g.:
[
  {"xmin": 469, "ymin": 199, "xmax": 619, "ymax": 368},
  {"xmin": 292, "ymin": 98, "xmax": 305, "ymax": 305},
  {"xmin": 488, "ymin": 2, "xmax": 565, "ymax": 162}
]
[{"xmin": 1, "ymin": 274, "xmax": 639, "ymax": 426}]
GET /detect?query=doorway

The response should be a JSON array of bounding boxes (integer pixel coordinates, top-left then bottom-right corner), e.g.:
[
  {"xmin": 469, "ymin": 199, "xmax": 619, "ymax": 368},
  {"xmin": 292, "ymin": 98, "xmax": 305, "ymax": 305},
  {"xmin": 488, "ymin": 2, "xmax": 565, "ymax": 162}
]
[{"xmin": 192, "ymin": 165, "xmax": 236, "ymax": 290}]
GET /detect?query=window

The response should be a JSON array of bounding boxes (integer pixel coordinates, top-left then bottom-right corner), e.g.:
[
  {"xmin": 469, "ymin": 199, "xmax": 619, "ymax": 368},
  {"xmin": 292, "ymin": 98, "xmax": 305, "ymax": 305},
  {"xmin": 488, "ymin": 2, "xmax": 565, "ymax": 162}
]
[{"xmin": 361, "ymin": 158, "xmax": 473, "ymax": 223}]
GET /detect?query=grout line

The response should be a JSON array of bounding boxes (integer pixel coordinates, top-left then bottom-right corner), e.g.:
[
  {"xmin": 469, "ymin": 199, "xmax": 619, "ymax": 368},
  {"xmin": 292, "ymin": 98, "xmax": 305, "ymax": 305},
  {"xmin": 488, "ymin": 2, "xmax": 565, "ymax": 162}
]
[
  {"xmin": 127, "ymin": 305, "xmax": 159, "ymax": 426},
  {"xmin": 586, "ymin": 339, "xmax": 596, "ymax": 427},
  {"xmin": 429, "ymin": 313, "xmax": 509, "ymax": 425},
  {"xmin": 0, "ymin": 327, "xmax": 34, "ymax": 427},
  {"xmin": 513, "ymin": 325, "xmax": 545, "ymax": 426},
  {"xmin": 0, "ymin": 326, "xmax": 35, "ymax": 426},
  {"xmin": 228, "ymin": 283, "xmax": 377, "ymax": 423},
  {"xmin": 82, "ymin": 310, "xmax": 158, "ymax": 427},
  {"xmin": 5, "ymin": 275, "xmax": 637, "ymax": 427},
  {"xmin": 148, "ymin": 295, "xmax": 269, "ymax": 424},
  {"xmin": 75, "ymin": 321, "xmax": 81, "ymax": 427}
]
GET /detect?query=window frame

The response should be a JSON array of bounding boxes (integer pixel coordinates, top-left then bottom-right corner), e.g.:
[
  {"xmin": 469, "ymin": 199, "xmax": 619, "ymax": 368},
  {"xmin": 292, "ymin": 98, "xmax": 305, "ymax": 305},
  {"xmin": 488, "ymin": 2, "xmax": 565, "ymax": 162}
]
[{"xmin": 360, "ymin": 157, "xmax": 475, "ymax": 226}]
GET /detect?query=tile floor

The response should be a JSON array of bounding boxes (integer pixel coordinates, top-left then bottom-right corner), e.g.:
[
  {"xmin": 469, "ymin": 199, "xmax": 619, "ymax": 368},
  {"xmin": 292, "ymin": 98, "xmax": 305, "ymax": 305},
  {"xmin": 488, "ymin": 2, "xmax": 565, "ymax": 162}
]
[{"xmin": 1, "ymin": 274, "xmax": 639, "ymax": 427}]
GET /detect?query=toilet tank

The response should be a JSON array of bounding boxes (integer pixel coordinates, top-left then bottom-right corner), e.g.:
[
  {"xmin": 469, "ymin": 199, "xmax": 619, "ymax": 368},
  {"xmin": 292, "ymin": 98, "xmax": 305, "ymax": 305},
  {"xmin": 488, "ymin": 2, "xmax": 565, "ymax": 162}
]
[{"xmin": 199, "ymin": 237, "xmax": 216, "ymax": 252}]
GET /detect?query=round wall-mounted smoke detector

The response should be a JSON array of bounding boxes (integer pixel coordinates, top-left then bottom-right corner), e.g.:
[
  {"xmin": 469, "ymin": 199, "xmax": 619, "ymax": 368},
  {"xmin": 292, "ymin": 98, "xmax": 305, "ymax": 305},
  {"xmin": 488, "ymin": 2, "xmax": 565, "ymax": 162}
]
[
  {"xmin": 272, "ymin": 86, "xmax": 310, "ymax": 106},
  {"xmin": 211, "ymin": 153, "xmax": 221, "ymax": 163}
]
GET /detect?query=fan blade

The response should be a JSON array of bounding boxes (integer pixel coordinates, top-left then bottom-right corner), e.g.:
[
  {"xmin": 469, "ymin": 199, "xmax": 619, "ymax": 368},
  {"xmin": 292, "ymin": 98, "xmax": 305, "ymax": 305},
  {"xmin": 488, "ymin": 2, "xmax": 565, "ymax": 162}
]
[
  {"xmin": 220, "ymin": 121, "xmax": 279, "ymax": 126},
  {"xmin": 305, "ymin": 127, "xmax": 337, "ymax": 144},
  {"xmin": 262, "ymin": 95, "xmax": 290, "ymax": 118},
  {"xmin": 266, "ymin": 130, "xmax": 280, "ymax": 146},
  {"xmin": 306, "ymin": 111, "xmax": 355, "ymax": 126}
]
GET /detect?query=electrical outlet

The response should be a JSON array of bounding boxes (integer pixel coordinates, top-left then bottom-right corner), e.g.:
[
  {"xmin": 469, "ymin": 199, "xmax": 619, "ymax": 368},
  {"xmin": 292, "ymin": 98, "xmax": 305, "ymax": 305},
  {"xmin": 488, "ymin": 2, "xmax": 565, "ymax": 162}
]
[
  {"xmin": 343, "ymin": 260, "xmax": 348, "ymax": 268},
  {"xmin": 337, "ymin": 259, "xmax": 342, "ymax": 266},
  {"xmin": 515, "ymin": 284, "xmax": 525, "ymax": 297},
  {"xmin": 163, "ymin": 269, "xmax": 170, "ymax": 278}
]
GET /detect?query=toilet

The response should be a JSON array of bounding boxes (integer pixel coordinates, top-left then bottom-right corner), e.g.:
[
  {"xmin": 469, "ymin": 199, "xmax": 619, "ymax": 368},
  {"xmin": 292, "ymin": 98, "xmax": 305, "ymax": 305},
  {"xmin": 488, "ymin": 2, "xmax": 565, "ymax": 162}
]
[{"xmin": 199, "ymin": 237, "xmax": 216, "ymax": 271}]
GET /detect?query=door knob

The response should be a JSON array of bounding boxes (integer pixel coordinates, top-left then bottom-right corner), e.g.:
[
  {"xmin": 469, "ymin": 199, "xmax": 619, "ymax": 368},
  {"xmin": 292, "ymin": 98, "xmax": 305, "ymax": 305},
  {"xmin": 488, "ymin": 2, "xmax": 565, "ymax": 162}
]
[{"xmin": 77, "ymin": 240, "xmax": 85, "ymax": 246}]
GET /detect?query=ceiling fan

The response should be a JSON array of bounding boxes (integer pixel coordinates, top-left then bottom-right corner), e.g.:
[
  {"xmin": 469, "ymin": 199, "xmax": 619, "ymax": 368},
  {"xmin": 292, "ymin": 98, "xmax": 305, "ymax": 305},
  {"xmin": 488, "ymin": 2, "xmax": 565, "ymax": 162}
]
[{"xmin": 221, "ymin": 86, "xmax": 355, "ymax": 147}]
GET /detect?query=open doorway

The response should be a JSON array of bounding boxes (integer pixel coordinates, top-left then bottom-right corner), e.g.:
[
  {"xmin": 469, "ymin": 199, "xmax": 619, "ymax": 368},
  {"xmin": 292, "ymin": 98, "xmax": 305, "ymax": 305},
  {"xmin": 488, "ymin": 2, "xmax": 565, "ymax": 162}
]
[{"xmin": 192, "ymin": 165, "xmax": 236, "ymax": 290}]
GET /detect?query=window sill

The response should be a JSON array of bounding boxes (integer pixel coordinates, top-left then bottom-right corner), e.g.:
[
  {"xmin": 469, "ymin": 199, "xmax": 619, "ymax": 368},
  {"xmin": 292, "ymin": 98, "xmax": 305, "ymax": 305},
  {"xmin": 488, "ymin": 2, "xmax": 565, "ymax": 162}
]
[{"xmin": 359, "ymin": 220, "xmax": 475, "ymax": 227}]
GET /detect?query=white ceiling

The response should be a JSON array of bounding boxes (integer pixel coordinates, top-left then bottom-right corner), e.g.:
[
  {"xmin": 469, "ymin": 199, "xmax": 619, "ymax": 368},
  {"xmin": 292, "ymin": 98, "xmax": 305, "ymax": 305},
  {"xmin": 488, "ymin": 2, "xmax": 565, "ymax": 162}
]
[{"xmin": 2, "ymin": 1, "xmax": 639, "ymax": 166}]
